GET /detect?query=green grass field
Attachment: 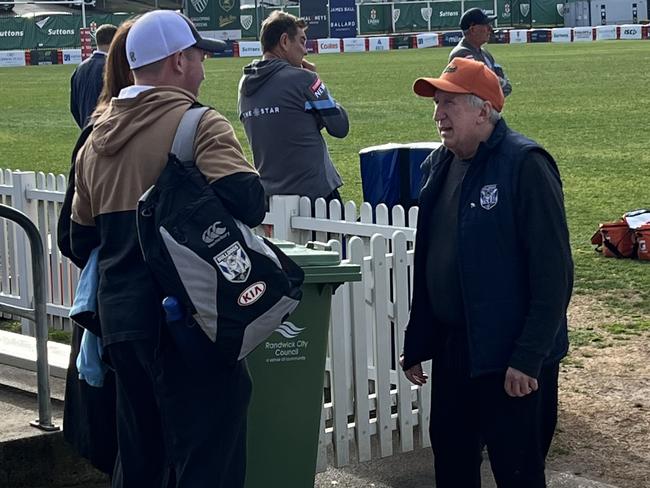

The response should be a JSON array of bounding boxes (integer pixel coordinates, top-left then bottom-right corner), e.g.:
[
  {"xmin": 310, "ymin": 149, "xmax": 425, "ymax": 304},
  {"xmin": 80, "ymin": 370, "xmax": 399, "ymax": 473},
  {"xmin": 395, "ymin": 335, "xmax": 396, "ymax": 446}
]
[{"xmin": 1, "ymin": 41, "xmax": 649, "ymax": 321}]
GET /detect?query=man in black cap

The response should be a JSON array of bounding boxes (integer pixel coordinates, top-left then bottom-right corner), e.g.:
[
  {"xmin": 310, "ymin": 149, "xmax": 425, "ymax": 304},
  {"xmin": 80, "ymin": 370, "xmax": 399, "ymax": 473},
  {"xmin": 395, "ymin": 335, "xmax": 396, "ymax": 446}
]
[{"xmin": 450, "ymin": 7, "xmax": 512, "ymax": 96}]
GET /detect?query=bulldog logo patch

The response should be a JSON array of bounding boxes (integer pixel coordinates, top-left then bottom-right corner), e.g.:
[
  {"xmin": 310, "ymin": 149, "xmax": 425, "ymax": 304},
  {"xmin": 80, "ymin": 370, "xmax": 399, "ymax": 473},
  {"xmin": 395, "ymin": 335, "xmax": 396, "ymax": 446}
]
[
  {"xmin": 480, "ymin": 184, "xmax": 498, "ymax": 210},
  {"xmin": 214, "ymin": 242, "xmax": 251, "ymax": 283}
]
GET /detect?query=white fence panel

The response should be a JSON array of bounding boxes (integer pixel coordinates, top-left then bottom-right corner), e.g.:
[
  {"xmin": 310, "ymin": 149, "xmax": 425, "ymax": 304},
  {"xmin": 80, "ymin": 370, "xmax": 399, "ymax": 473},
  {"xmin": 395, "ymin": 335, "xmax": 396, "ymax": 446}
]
[{"xmin": 0, "ymin": 170, "xmax": 435, "ymax": 469}]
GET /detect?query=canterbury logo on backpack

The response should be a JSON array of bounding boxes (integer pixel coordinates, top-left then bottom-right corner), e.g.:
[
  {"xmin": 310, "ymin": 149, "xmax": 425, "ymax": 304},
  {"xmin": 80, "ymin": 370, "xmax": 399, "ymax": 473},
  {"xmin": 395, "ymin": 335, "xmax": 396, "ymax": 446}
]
[{"xmin": 136, "ymin": 106, "xmax": 304, "ymax": 365}]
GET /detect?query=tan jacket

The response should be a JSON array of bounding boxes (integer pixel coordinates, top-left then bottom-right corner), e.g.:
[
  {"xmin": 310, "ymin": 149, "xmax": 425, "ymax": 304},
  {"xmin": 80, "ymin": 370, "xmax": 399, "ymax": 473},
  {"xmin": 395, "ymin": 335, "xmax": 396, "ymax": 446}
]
[{"xmin": 73, "ymin": 86, "xmax": 257, "ymax": 226}]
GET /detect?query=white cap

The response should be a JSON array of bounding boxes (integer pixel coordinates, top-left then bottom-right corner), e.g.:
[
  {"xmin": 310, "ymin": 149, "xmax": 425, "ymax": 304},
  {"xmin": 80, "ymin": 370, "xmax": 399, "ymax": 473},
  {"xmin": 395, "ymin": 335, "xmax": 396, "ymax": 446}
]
[{"xmin": 126, "ymin": 10, "xmax": 226, "ymax": 69}]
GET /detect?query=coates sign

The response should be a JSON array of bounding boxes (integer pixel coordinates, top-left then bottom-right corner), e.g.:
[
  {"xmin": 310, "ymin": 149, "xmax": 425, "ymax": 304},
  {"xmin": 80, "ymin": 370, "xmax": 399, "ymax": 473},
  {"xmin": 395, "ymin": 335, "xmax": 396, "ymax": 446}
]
[
  {"xmin": 238, "ymin": 41, "xmax": 262, "ymax": 57},
  {"xmin": 317, "ymin": 38, "xmax": 341, "ymax": 53}
]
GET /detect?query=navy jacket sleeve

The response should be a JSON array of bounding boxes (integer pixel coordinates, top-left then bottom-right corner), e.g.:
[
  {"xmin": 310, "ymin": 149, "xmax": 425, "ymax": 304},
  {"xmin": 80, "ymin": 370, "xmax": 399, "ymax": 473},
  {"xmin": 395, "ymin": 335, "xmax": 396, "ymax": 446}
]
[{"xmin": 509, "ymin": 150, "xmax": 573, "ymax": 377}]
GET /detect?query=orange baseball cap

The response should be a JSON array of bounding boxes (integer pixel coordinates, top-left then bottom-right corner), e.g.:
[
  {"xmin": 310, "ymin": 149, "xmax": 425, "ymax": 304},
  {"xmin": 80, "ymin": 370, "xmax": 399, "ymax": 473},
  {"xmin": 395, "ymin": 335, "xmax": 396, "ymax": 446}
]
[{"xmin": 413, "ymin": 57, "xmax": 505, "ymax": 112}]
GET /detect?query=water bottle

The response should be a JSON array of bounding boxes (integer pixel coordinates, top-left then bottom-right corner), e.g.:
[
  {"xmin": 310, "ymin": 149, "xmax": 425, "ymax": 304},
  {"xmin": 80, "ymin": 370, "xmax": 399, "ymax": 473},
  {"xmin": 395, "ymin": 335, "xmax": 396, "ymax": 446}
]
[{"xmin": 162, "ymin": 296, "xmax": 184, "ymax": 324}]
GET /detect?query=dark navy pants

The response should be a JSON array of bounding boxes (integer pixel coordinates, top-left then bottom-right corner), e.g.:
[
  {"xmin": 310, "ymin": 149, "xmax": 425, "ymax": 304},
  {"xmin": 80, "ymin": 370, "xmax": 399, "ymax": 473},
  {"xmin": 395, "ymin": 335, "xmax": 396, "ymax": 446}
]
[{"xmin": 429, "ymin": 332, "xmax": 559, "ymax": 488}]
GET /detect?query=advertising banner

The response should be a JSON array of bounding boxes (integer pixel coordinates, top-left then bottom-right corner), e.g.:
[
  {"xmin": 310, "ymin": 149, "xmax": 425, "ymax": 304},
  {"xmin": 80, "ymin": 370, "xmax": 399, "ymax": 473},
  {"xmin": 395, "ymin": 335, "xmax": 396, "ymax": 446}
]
[
  {"xmin": 0, "ymin": 18, "xmax": 30, "ymax": 51},
  {"xmin": 0, "ymin": 50, "xmax": 26, "ymax": 67},
  {"xmin": 329, "ymin": 0, "xmax": 357, "ymax": 38},
  {"xmin": 187, "ymin": 0, "xmax": 241, "ymax": 40},
  {"xmin": 416, "ymin": 32, "xmax": 439, "ymax": 48},
  {"xmin": 619, "ymin": 24, "xmax": 642, "ymax": 39},
  {"xmin": 368, "ymin": 36, "xmax": 390, "ymax": 51},
  {"xmin": 510, "ymin": 0, "xmax": 532, "ymax": 26},
  {"xmin": 393, "ymin": 2, "xmax": 430, "ymax": 33},
  {"xmin": 595, "ymin": 25, "xmax": 616, "ymax": 40},
  {"xmin": 33, "ymin": 15, "xmax": 80, "ymax": 49},
  {"xmin": 497, "ymin": 0, "xmax": 514, "ymax": 27},
  {"xmin": 316, "ymin": 38, "xmax": 341, "ymax": 53},
  {"xmin": 441, "ymin": 30, "xmax": 464, "ymax": 46},
  {"xmin": 187, "ymin": 0, "xmax": 214, "ymax": 29},
  {"xmin": 342, "ymin": 37, "xmax": 366, "ymax": 52},
  {"xmin": 240, "ymin": 5, "xmax": 257, "ymax": 39},
  {"xmin": 509, "ymin": 28, "xmax": 528, "ymax": 42},
  {"xmin": 529, "ymin": 28, "xmax": 551, "ymax": 42},
  {"xmin": 430, "ymin": 1, "xmax": 462, "ymax": 30},
  {"xmin": 358, "ymin": 4, "xmax": 392, "ymax": 35},
  {"xmin": 551, "ymin": 27, "xmax": 572, "ymax": 42},
  {"xmin": 573, "ymin": 26, "xmax": 593, "ymax": 41},
  {"xmin": 238, "ymin": 40, "xmax": 262, "ymax": 57},
  {"xmin": 61, "ymin": 48, "xmax": 82, "ymax": 64},
  {"xmin": 300, "ymin": 0, "xmax": 329, "ymax": 39},
  {"xmin": 530, "ymin": 0, "xmax": 564, "ymax": 26},
  {"xmin": 0, "ymin": 13, "xmax": 133, "ymax": 50}
]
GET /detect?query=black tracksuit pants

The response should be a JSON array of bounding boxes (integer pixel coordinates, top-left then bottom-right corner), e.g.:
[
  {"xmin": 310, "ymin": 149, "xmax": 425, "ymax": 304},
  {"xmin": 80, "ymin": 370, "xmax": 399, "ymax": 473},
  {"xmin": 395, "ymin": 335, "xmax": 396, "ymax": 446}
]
[
  {"xmin": 107, "ymin": 337, "xmax": 251, "ymax": 488},
  {"xmin": 429, "ymin": 332, "xmax": 559, "ymax": 488}
]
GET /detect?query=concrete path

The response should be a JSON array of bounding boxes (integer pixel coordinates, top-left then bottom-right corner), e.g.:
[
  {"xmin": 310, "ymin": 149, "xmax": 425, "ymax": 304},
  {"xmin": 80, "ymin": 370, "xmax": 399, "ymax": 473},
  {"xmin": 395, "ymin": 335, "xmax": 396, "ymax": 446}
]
[{"xmin": 1, "ymin": 363, "xmax": 618, "ymax": 488}]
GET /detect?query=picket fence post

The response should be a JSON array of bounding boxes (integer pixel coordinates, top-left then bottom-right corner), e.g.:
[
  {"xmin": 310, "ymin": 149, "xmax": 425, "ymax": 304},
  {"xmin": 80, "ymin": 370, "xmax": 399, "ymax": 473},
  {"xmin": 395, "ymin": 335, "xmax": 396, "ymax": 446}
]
[
  {"xmin": 10, "ymin": 171, "xmax": 38, "ymax": 335},
  {"xmin": 268, "ymin": 195, "xmax": 301, "ymax": 241}
]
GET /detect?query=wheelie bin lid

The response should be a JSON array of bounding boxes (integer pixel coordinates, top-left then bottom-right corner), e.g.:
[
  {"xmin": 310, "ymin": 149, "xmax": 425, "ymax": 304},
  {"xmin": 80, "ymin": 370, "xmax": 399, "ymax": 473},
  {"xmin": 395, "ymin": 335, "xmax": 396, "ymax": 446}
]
[{"xmin": 272, "ymin": 240, "xmax": 361, "ymax": 284}]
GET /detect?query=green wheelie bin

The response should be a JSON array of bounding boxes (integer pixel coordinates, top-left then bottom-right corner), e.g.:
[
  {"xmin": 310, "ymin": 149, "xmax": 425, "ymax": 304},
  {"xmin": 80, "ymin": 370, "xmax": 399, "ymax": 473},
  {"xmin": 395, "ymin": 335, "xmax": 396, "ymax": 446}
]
[{"xmin": 245, "ymin": 241, "xmax": 361, "ymax": 488}]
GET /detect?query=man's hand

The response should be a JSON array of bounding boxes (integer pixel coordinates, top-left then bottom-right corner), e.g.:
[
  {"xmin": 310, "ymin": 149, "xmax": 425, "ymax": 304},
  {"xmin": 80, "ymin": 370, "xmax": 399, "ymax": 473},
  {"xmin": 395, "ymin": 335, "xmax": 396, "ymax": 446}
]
[
  {"xmin": 504, "ymin": 367, "xmax": 538, "ymax": 397},
  {"xmin": 400, "ymin": 356, "xmax": 428, "ymax": 386},
  {"xmin": 301, "ymin": 58, "xmax": 317, "ymax": 72}
]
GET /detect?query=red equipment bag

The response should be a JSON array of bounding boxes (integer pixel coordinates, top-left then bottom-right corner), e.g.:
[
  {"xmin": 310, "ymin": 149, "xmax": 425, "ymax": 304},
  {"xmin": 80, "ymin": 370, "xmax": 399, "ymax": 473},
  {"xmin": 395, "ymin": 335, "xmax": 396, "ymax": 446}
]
[
  {"xmin": 591, "ymin": 220, "xmax": 636, "ymax": 258},
  {"xmin": 634, "ymin": 225, "xmax": 650, "ymax": 261}
]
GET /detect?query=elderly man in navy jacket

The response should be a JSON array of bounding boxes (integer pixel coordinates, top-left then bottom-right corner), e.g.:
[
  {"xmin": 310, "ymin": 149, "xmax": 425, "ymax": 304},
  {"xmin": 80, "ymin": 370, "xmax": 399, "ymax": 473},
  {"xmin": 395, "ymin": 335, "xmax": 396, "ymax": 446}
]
[
  {"xmin": 402, "ymin": 58, "xmax": 573, "ymax": 488},
  {"xmin": 70, "ymin": 23, "xmax": 116, "ymax": 128}
]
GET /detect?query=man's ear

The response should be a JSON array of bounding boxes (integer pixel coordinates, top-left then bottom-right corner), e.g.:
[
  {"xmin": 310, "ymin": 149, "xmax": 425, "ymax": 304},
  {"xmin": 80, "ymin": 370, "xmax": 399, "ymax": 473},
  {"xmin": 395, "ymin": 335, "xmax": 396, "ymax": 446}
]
[
  {"xmin": 171, "ymin": 51, "xmax": 184, "ymax": 74},
  {"xmin": 278, "ymin": 32, "xmax": 290, "ymax": 51},
  {"xmin": 478, "ymin": 101, "xmax": 493, "ymax": 123}
]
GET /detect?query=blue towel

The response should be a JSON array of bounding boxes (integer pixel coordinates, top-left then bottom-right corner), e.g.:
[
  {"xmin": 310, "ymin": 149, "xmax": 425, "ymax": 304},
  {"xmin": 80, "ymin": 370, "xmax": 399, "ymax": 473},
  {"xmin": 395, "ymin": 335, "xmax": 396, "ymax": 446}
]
[
  {"xmin": 76, "ymin": 328, "xmax": 107, "ymax": 387},
  {"xmin": 70, "ymin": 248, "xmax": 108, "ymax": 387}
]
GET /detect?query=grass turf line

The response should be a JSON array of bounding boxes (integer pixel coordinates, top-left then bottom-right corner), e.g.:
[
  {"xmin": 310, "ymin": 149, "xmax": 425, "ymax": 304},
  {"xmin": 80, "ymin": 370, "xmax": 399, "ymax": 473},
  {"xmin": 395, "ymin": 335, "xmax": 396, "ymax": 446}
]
[{"xmin": 0, "ymin": 41, "xmax": 648, "ymax": 320}]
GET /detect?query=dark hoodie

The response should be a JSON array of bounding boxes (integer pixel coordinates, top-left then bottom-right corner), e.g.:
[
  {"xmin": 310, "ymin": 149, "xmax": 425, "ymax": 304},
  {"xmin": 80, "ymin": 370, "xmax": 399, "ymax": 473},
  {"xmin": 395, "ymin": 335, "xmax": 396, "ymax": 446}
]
[
  {"xmin": 238, "ymin": 58, "xmax": 349, "ymax": 200},
  {"xmin": 71, "ymin": 87, "xmax": 265, "ymax": 345}
]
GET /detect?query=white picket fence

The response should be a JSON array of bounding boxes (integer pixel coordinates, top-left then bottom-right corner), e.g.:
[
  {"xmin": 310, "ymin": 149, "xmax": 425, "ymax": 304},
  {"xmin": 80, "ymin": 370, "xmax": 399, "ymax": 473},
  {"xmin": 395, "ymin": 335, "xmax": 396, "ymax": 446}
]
[{"xmin": 0, "ymin": 169, "xmax": 432, "ymax": 468}]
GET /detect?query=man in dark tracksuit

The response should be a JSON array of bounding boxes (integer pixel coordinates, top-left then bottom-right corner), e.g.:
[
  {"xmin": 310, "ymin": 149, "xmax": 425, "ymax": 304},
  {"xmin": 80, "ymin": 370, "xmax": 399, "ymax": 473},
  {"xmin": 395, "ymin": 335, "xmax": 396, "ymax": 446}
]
[
  {"xmin": 70, "ymin": 24, "xmax": 117, "ymax": 128},
  {"xmin": 238, "ymin": 10, "xmax": 349, "ymax": 203},
  {"xmin": 402, "ymin": 58, "xmax": 573, "ymax": 487},
  {"xmin": 450, "ymin": 8, "xmax": 512, "ymax": 97},
  {"xmin": 69, "ymin": 11, "xmax": 265, "ymax": 487}
]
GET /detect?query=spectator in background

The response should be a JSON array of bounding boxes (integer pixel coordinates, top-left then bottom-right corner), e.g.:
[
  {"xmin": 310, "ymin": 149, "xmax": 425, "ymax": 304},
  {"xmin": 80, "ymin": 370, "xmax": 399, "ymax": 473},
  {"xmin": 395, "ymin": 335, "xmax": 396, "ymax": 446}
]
[
  {"xmin": 70, "ymin": 23, "xmax": 117, "ymax": 128},
  {"xmin": 450, "ymin": 8, "xmax": 512, "ymax": 97},
  {"xmin": 58, "ymin": 19, "xmax": 135, "ymax": 478},
  {"xmin": 238, "ymin": 11, "xmax": 349, "ymax": 205}
]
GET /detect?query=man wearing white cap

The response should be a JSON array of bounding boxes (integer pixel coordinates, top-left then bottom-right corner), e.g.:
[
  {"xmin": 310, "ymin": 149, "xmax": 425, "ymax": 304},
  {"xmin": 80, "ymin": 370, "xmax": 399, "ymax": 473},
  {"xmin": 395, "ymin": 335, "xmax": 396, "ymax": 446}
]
[{"xmin": 68, "ymin": 10, "xmax": 265, "ymax": 487}]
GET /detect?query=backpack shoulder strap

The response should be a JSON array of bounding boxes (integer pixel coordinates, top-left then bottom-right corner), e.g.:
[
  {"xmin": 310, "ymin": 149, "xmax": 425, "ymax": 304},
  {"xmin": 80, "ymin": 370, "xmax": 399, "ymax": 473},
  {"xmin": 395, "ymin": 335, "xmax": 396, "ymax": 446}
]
[{"xmin": 171, "ymin": 106, "xmax": 211, "ymax": 162}]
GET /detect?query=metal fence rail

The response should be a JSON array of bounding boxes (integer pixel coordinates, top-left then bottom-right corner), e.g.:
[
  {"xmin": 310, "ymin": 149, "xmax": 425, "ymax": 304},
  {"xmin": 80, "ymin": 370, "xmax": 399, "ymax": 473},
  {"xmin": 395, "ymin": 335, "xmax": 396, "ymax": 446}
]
[{"xmin": 0, "ymin": 203, "xmax": 59, "ymax": 431}]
